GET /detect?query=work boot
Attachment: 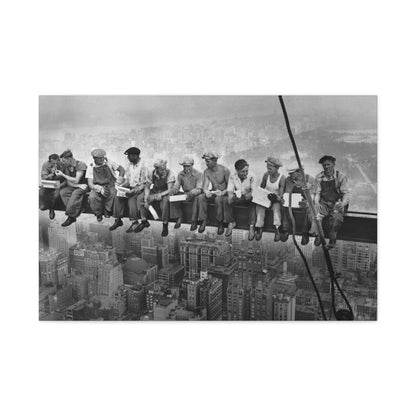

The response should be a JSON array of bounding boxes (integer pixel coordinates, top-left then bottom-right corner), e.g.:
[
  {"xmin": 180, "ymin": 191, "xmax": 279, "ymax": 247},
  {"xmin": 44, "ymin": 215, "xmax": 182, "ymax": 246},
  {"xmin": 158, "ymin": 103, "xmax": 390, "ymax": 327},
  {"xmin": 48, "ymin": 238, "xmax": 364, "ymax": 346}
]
[
  {"xmin": 161, "ymin": 223, "xmax": 169, "ymax": 237},
  {"xmin": 49, "ymin": 209, "xmax": 55, "ymax": 220},
  {"xmin": 314, "ymin": 235, "xmax": 322, "ymax": 246},
  {"xmin": 125, "ymin": 221, "xmax": 138, "ymax": 233},
  {"xmin": 174, "ymin": 216, "xmax": 182, "ymax": 229},
  {"xmin": 97, "ymin": 214, "xmax": 103, "ymax": 222},
  {"xmin": 217, "ymin": 222, "xmax": 225, "ymax": 235},
  {"xmin": 190, "ymin": 221, "xmax": 198, "ymax": 231},
  {"xmin": 255, "ymin": 227, "xmax": 263, "ymax": 241},
  {"xmin": 248, "ymin": 225, "xmax": 255, "ymax": 241},
  {"xmin": 109, "ymin": 218, "xmax": 123, "ymax": 231},
  {"xmin": 62, "ymin": 216, "xmax": 76, "ymax": 227},
  {"xmin": 328, "ymin": 239, "xmax": 337, "ymax": 249},
  {"xmin": 301, "ymin": 234, "xmax": 310, "ymax": 245},
  {"xmin": 135, "ymin": 220, "xmax": 150, "ymax": 233},
  {"xmin": 225, "ymin": 221, "xmax": 236, "ymax": 237},
  {"xmin": 274, "ymin": 228, "xmax": 281, "ymax": 242},
  {"xmin": 104, "ymin": 210, "xmax": 111, "ymax": 218},
  {"xmin": 198, "ymin": 220, "xmax": 206, "ymax": 233},
  {"xmin": 280, "ymin": 229, "xmax": 289, "ymax": 242}
]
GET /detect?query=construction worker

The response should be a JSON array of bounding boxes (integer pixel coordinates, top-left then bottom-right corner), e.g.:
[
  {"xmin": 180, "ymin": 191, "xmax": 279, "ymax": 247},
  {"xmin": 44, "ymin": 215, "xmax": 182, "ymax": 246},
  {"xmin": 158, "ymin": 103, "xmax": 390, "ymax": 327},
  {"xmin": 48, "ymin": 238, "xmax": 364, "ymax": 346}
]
[
  {"xmin": 254, "ymin": 157, "xmax": 287, "ymax": 242},
  {"xmin": 197, "ymin": 152, "xmax": 231, "ymax": 235},
  {"xmin": 143, "ymin": 159, "xmax": 176, "ymax": 237},
  {"xmin": 282, "ymin": 164, "xmax": 316, "ymax": 245},
  {"xmin": 225, "ymin": 159, "xmax": 256, "ymax": 240},
  {"xmin": 169, "ymin": 156, "xmax": 203, "ymax": 230},
  {"xmin": 85, "ymin": 149, "xmax": 125, "ymax": 222},
  {"xmin": 56, "ymin": 150, "xmax": 88, "ymax": 227},
  {"xmin": 39, "ymin": 153, "xmax": 67, "ymax": 220},
  {"xmin": 312, "ymin": 155, "xmax": 350, "ymax": 249},
  {"xmin": 110, "ymin": 147, "xmax": 150, "ymax": 233}
]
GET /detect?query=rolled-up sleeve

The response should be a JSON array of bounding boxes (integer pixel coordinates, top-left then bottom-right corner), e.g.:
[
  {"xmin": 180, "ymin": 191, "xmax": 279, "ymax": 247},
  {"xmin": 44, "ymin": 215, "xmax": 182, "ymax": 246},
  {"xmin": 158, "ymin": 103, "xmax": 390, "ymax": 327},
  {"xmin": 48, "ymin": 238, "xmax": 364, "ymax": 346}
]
[{"xmin": 339, "ymin": 174, "xmax": 350, "ymax": 205}]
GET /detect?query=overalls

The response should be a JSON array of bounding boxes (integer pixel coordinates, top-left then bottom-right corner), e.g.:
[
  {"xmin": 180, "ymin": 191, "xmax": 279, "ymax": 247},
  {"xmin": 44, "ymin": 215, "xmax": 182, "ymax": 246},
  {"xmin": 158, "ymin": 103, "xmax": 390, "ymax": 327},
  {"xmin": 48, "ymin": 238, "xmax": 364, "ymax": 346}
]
[
  {"xmin": 59, "ymin": 163, "xmax": 88, "ymax": 218},
  {"xmin": 88, "ymin": 164, "xmax": 116, "ymax": 216},
  {"xmin": 149, "ymin": 170, "xmax": 171, "ymax": 222},
  {"xmin": 315, "ymin": 176, "xmax": 345, "ymax": 239}
]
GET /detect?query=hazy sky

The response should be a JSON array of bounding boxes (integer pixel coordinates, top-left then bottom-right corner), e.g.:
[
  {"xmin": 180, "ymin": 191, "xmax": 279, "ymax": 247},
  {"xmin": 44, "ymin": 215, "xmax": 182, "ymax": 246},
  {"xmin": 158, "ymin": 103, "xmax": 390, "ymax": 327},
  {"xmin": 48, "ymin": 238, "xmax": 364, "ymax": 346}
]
[{"xmin": 39, "ymin": 95, "xmax": 377, "ymax": 130}]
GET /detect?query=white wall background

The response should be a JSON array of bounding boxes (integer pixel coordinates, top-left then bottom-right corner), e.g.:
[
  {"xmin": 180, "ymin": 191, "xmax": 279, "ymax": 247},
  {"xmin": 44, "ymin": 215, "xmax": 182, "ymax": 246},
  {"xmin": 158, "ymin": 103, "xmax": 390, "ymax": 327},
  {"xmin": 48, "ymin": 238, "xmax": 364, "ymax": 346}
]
[{"xmin": 1, "ymin": 1, "xmax": 414, "ymax": 415}]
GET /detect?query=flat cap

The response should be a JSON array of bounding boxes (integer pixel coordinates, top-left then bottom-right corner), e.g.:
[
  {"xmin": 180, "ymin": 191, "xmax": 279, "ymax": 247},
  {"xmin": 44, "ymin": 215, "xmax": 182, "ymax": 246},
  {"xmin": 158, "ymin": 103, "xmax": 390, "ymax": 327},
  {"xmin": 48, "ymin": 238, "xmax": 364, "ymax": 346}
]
[
  {"xmin": 180, "ymin": 156, "xmax": 194, "ymax": 165},
  {"xmin": 91, "ymin": 148, "xmax": 106, "ymax": 158},
  {"xmin": 319, "ymin": 155, "xmax": 336, "ymax": 164},
  {"xmin": 124, "ymin": 147, "xmax": 141, "ymax": 156},
  {"xmin": 153, "ymin": 159, "xmax": 167, "ymax": 168},
  {"xmin": 265, "ymin": 156, "xmax": 282, "ymax": 167},
  {"xmin": 287, "ymin": 163, "xmax": 304, "ymax": 174},
  {"xmin": 202, "ymin": 151, "xmax": 219, "ymax": 160},
  {"xmin": 60, "ymin": 149, "xmax": 73, "ymax": 159}
]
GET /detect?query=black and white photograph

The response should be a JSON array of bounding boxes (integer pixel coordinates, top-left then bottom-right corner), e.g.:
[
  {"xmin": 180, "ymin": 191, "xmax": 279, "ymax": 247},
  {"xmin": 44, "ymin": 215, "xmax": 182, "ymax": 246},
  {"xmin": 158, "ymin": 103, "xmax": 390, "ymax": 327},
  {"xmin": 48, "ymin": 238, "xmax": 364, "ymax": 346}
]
[
  {"xmin": 39, "ymin": 95, "xmax": 377, "ymax": 321},
  {"xmin": 2, "ymin": 1, "xmax": 415, "ymax": 415}
]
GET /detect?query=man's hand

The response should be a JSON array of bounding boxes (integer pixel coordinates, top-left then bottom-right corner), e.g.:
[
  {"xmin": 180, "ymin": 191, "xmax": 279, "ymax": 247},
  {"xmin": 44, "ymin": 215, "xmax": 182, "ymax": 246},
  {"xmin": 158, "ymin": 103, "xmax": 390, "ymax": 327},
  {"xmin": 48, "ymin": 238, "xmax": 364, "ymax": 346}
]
[
  {"xmin": 268, "ymin": 193, "xmax": 278, "ymax": 203},
  {"xmin": 55, "ymin": 169, "xmax": 65, "ymax": 177},
  {"xmin": 116, "ymin": 176, "xmax": 124, "ymax": 185},
  {"xmin": 100, "ymin": 186, "xmax": 110, "ymax": 197},
  {"xmin": 93, "ymin": 185, "xmax": 103, "ymax": 193},
  {"xmin": 78, "ymin": 184, "xmax": 88, "ymax": 191},
  {"xmin": 244, "ymin": 192, "xmax": 252, "ymax": 201},
  {"xmin": 334, "ymin": 201, "xmax": 344, "ymax": 211},
  {"xmin": 189, "ymin": 189, "xmax": 200, "ymax": 197},
  {"xmin": 228, "ymin": 195, "xmax": 235, "ymax": 205},
  {"xmin": 299, "ymin": 199, "xmax": 308, "ymax": 208},
  {"xmin": 205, "ymin": 190, "xmax": 213, "ymax": 198},
  {"xmin": 147, "ymin": 194, "xmax": 156, "ymax": 203},
  {"xmin": 154, "ymin": 193, "xmax": 162, "ymax": 201}
]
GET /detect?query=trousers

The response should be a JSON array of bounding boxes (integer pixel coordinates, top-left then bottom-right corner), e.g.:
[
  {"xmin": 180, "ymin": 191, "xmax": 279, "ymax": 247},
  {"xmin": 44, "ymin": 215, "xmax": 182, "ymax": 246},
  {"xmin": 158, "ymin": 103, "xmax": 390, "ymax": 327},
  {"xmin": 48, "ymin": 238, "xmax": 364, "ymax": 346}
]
[
  {"xmin": 113, "ymin": 192, "xmax": 147, "ymax": 221},
  {"xmin": 39, "ymin": 187, "xmax": 60, "ymax": 210},
  {"xmin": 198, "ymin": 194, "xmax": 233, "ymax": 222},
  {"xmin": 255, "ymin": 202, "xmax": 282, "ymax": 228},
  {"xmin": 60, "ymin": 186, "xmax": 88, "ymax": 218},
  {"xmin": 88, "ymin": 186, "xmax": 116, "ymax": 216},
  {"xmin": 170, "ymin": 192, "xmax": 199, "ymax": 222},
  {"xmin": 310, "ymin": 201, "xmax": 345, "ymax": 239},
  {"xmin": 148, "ymin": 195, "xmax": 170, "ymax": 222},
  {"xmin": 224, "ymin": 198, "xmax": 256, "ymax": 225}
]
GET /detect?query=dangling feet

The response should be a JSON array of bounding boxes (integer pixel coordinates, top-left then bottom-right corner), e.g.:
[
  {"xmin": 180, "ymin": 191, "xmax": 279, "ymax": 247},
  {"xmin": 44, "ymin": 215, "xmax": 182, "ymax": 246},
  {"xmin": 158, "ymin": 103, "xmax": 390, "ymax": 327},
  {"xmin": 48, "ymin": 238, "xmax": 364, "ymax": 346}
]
[
  {"xmin": 314, "ymin": 234, "xmax": 322, "ymax": 246},
  {"xmin": 198, "ymin": 220, "xmax": 206, "ymax": 233},
  {"xmin": 217, "ymin": 221, "xmax": 225, "ymax": 235},
  {"xmin": 190, "ymin": 221, "xmax": 198, "ymax": 231},
  {"xmin": 274, "ymin": 227, "xmax": 281, "ymax": 242},
  {"xmin": 161, "ymin": 223, "xmax": 169, "ymax": 237},
  {"xmin": 280, "ymin": 228, "xmax": 289, "ymax": 242},
  {"xmin": 96, "ymin": 214, "xmax": 103, "ymax": 222},
  {"xmin": 328, "ymin": 239, "xmax": 337, "ymax": 249},
  {"xmin": 248, "ymin": 225, "xmax": 255, "ymax": 241},
  {"xmin": 301, "ymin": 233, "xmax": 310, "ymax": 245},
  {"xmin": 255, "ymin": 227, "xmax": 263, "ymax": 241},
  {"xmin": 135, "ymin": 220, "xmax": 150, "ymax": 233},
  {"xmin": 174, "ymin": 216, "xmax": 182, "ymax": 229},
  {"xmin": 125, "ymin": 220, "xmax": 138, "ymax": 233},
  {"xmin": 62, "ymin": 216, "xmax": 76, "ymax": 227},
  {"xmin": 104, "ymin": 210, "xmax": 111, "ymax": 218},
  {"xmin": 109, "ymin": 218, "xmax": 124, "ymax": 231},
  {"xmin": 225, "ymin": 221, "xmax": 236, "ymax": 237},
  {"xmin": 49, "ymin": 209, "xmax": 55, "ymax": 220}
]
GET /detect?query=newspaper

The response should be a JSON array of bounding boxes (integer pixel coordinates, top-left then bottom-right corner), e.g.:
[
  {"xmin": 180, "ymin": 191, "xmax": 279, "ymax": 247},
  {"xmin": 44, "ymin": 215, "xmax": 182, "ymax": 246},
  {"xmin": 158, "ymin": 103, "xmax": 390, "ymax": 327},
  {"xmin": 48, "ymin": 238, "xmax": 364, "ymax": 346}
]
[
  {"xmin": 41, "ymin": 180, "xmax": 60, "ymax": 189},
  {"xmin": 252, "ymin": 186, "xmax": 271, "ymax": 208},
  {"xmin": 169, "ymin": 194, "xmax": 187, "ymax": 202},
  {"xmin": 283, "ymin": 192, "xmax": 303, "ymax": 207},
  {"xmin": 116, "ymin": 186, "xmax": 130, "ymax": 197}
]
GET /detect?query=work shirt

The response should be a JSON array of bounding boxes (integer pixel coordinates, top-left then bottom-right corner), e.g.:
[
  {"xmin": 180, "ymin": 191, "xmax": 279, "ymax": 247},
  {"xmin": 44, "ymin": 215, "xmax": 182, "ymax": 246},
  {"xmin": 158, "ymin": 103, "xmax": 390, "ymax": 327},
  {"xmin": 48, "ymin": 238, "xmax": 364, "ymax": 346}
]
[
  {"xmin": 172, "ymin": 168, "xmax": 203, "ymax": 193},
  {"xmin": 124, "ymin": 160, "xmax": 150, "ymax": 188},
  {"xmin": 203, "ymin": 164, "xmax": 230, "ymax": 191},
  {"xmin": 85, "ymin": 159, "xmax": 120, "ymax": 181},
  {"xmin": 315, "ymin": 170, "xmax": 350, "ymax": 205},
  {"xmin": 150, "ymin": 168, "xmax": 176, "ymax": 192},
  {"xmin": 260, "ymin": 172, "xmax": 286, "ymax": 196},
  {"xmin": 227, "ymin": 171, "xmax": 256, "ymax": 195},
  {"xmin": 64, "ymin": 160, "xmax": 88, "ymax": 185},
  {"xmin": 40, "ymin": 160, "xmax": 65, "ymax": 180}
]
